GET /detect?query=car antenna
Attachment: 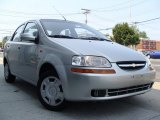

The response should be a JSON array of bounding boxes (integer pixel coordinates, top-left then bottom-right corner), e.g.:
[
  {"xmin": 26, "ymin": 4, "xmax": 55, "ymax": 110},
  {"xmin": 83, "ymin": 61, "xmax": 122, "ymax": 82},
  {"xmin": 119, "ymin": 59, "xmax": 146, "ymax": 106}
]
[{"xmin": 53, "ymin": 6, "xmax": 67, "ymax": 21}]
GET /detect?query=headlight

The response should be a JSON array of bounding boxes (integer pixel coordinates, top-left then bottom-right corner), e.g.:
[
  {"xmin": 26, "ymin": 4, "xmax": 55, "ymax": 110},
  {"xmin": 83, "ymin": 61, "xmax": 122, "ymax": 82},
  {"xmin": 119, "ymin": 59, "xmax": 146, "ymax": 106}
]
[{"xmin": 72, "ymin": 56, "xmax": 111, "ymax": 68}]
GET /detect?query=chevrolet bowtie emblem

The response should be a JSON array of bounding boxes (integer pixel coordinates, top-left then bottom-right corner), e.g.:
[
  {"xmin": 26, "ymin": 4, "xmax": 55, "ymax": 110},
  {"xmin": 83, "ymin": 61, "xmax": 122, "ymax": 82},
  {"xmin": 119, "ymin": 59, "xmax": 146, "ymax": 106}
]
[{"xmin": 131, "ymin": 63, "xmax": 136, "ymax": 67}]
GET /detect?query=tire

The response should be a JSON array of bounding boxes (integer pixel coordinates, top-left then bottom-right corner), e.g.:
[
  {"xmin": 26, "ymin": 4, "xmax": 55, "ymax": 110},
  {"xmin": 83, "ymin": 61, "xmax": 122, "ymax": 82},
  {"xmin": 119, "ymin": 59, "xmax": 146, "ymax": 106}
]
[
  {"xmin": 4, "ymin": 62, "xmax": 16, "ymax": 83},
  {"xmin": 37, "ymin": 71, "xmax": 66, "ymax": 111}
]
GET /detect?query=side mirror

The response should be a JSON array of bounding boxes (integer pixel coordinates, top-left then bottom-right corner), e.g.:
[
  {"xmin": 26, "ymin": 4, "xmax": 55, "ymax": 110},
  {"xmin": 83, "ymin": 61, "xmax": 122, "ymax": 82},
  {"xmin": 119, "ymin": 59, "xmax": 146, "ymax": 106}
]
[{"xmin": 21, "ymin": 33, "xmax": 38, "ymax": 44}]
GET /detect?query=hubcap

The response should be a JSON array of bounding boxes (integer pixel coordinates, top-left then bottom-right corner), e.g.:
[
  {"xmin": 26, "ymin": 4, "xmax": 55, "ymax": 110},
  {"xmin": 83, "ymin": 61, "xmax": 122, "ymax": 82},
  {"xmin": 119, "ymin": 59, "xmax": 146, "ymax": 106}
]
[
  {"xmin": 4, "ymin": 64, "xmax": 9, "ymax": 79},
  {"xmin": 40, "ymin": 76, "xmax": 64, "ymax": 106}
]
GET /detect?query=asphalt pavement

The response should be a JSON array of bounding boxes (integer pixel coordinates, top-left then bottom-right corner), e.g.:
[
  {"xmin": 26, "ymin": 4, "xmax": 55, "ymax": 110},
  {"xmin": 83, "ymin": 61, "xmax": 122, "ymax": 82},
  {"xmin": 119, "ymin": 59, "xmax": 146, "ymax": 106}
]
[{"xmin": 0, "ymin": 53, "xmax": 160, "ymax": 120}]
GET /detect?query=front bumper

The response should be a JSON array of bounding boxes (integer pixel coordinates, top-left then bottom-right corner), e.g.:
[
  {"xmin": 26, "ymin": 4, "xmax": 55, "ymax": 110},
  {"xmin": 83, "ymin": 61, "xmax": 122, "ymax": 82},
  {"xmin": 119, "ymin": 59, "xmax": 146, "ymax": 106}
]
[{"xmin": 63, "ymin": 64, "xmax": 156, "ymax": 101}]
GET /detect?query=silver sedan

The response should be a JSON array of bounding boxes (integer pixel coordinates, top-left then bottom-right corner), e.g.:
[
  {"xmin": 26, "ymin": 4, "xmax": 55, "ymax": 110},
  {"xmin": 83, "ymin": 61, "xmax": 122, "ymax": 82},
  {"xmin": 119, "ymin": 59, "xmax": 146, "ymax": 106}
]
[{"xmin": 4, "ymin": 19, "xmax": 155, "ymax": 111}]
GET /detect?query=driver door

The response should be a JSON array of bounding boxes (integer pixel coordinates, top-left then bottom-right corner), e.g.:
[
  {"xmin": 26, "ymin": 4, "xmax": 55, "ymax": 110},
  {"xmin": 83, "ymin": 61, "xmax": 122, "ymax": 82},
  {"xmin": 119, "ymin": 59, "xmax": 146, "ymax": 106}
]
[{"xmin": 18, "ymin": 22, "xmax": 39, "ymax": 82}]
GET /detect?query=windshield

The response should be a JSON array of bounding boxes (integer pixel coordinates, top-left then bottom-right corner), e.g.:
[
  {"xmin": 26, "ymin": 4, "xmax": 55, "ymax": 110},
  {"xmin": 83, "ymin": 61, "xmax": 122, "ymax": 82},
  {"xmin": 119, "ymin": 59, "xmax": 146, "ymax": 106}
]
[{"xmin": 40, "ymin": 19, "xmax": 110, "ymax": 41}]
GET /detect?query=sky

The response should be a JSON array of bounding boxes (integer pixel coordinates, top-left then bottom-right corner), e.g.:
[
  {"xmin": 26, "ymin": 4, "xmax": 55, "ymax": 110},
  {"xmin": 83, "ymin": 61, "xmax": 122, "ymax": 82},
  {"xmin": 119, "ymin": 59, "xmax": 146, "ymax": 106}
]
[{"xmin": 0, "ymin": 0, "xmax": 160, "ymax": 40}]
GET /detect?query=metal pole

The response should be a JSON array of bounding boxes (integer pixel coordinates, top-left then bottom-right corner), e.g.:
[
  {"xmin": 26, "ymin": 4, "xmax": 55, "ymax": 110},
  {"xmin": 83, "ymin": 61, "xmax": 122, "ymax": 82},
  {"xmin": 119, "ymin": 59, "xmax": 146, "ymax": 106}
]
[{"xmin": 85, "ymin": 13, "xmax": 87, "ymax": 24}]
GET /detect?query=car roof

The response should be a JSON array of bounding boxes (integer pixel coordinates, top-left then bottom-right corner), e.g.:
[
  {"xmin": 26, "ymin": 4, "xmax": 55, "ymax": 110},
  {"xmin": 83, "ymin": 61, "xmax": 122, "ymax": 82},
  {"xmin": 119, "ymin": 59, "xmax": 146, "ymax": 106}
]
[
  {"xmin": 22, "ymin": 19, "xmax": 82, "ymax": 26},
  {"xmin": 39, "ymin": 19, "xmax": 80, "ymax": 24}
]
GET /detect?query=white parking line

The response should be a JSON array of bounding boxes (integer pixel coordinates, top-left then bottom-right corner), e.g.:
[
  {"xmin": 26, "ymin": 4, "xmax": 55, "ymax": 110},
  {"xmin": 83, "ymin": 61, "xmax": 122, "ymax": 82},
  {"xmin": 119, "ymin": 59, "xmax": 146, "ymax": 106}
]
[
  {"xmin": 153, "ymin": 82, "xmax": 160, "ymax": 90},
  {"xmin": 153, "ymin": 64, "xmax": 160, "ymax": 67},
  {"xmin": 0, "ymin": 58, "xmax": 3, "ymax": 64}
]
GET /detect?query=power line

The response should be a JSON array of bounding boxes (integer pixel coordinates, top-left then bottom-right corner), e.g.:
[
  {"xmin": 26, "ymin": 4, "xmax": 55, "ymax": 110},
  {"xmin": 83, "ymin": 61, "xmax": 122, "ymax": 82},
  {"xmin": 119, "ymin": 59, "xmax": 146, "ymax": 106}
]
[
  {"xmin": 53, "ymin": 6, "xmax": 67, "ymax": 21},
  {"xmin": 0, "ymin": 0, "xmax": 130, "ymax": 15},
  {"xmin": 98, "ymin": 16, "xmax": 160, "ymax": 31},
  {"xmin": 0, "ymin": 13, "xmax": 34, "ymax": 18},
  {"xmin": 133, "ymin": 17, "xmax": 160, "ymax": 24},
  {"xmin": 0, "ymin": 0, "xmax": 147, "ymax": 22},
  {"xmin": 0, "ymin": 12, "xmax": 81, "ymax": 18},
  {"xmin": 0, "ymin": 0, "xmax": 145, "ymax": 18},
  {"xmin": 0, "ymin": 33, "xmax": 11, "ymax": 34},
  {"xmin": 92, "ymin": 0, "xmax": 146, "ymax": 13},
  {"xmin": 0, "ymin": 9, "xmax": 81, "ymax": 16},
  {"xmin": 133, "ymin": 20, "xmax": 160, "ymax": 26},
  {"xmin": 0, "ymin": 29, "xmax": 14, "ymax": 32},
  {"xmin": 140, "ymin": 24, "xmax": 160, "ymax": 31},
  {"xmin": 91, "ymin": 0, "xmax": 130, "ymax": 11},
  {"xmin": 98, "ymin": 27, "xmax": 113, "ymax": 31},
  {"xmin": 91, "ymin": 13, "xmax": 116, "ymax": 22}
]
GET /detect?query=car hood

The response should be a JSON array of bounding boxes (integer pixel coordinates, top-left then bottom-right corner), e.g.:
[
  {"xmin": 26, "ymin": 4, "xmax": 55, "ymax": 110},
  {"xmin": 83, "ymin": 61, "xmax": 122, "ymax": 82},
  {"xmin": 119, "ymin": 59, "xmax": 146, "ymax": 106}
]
[{"xmin": 50, "ymin": 38, "xmax": 146, "ymax": 62}]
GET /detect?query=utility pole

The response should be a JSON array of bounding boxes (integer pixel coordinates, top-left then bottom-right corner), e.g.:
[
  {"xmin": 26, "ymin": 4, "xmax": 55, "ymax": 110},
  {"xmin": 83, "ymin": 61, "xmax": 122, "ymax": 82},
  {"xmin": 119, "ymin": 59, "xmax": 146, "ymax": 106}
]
[
  {"xmin": 81, "ymin": 8, "xmax": 91, "ymax": 24},
  {"xmin": 129, "ymin": 0, "xmax": 132, "ymax": 23}
]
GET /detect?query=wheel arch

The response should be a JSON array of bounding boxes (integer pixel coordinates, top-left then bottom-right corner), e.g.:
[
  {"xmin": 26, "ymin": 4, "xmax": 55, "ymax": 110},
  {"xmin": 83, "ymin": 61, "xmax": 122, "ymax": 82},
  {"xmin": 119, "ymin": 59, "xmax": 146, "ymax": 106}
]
[
  {"xmin": 39, "ymin": 62, "xmax": 59, "ymax": 78},
  {"xmin": 37, "ymin": 54, "xmax": 69, "ymax": 98}
]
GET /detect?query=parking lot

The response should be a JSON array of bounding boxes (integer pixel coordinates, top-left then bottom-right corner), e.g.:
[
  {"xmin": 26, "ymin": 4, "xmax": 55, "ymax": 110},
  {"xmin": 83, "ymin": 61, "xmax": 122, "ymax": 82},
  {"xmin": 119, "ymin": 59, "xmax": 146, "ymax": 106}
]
[{"xmin": 0, "ymin": 53, "xmax": 160, "ymax": 120}]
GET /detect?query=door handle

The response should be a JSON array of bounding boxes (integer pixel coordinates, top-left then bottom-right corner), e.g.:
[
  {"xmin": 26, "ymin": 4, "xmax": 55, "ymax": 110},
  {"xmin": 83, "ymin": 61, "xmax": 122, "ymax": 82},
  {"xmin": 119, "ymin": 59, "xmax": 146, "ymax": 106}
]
[{"xmin": 18, "ymin": 46, "xmax": 21, "ymax": 50}]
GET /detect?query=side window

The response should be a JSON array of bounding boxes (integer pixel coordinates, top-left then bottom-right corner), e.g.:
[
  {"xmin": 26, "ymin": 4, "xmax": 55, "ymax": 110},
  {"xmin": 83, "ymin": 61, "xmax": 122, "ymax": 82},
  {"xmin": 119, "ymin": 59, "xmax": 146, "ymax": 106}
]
[
  {"xmin": 12, "ymin": 24, "xmax": 25, "ymax": 42},
  {"xmin": 23, "ymin": 22, "xmax": 38, "ymax": 39}
]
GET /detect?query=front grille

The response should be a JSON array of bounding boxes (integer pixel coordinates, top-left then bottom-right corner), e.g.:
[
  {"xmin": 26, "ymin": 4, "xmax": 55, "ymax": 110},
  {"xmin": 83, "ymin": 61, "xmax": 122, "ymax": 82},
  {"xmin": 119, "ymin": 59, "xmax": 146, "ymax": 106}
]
[
  {"xmin": 117, "ymin": 61, "xmax": 146, "ymax": 71},
  {"xmin": 108, "ymin": 83, "xmax": 153, "ymax": 97}
]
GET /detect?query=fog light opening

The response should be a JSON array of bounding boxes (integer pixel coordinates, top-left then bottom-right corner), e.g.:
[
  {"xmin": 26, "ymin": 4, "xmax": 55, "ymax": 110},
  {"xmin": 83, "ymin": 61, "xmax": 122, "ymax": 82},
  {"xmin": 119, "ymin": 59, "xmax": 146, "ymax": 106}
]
[{"xmin": 91, "ymin": 89, "xmax": 106, "ymax": 97}]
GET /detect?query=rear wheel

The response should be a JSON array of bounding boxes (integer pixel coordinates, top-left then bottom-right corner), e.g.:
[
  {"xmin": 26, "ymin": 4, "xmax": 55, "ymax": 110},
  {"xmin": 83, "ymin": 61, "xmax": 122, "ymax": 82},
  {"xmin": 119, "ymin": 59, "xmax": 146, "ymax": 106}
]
[
  {"xmin": 4, "ymin": 62, "xmax": 16, "ymax": 83},
  {"xmin": 37, "ymin": 71, "xmax": 65, "ymax": 111}
]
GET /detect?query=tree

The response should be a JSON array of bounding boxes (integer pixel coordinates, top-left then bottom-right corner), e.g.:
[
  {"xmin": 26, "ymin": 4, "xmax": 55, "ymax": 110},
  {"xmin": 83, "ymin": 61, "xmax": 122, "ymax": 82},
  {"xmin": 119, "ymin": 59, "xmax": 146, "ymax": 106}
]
[
  {"xmin": 129, "ymin": 25, "xmax": 140, "ymax": 45},
  {"xmin": 112, "ymin": 23, "xmax": 140, "ymax": 46},
  {"xmin": 139, "ymin": 31, "xmax": 148, "ymax": 39},
  {"xmin": 0, "ymin": 41, "xmax": 2, "ymax": 48},
  {"xmin": 110, "ymin": 35, "xmax": 115, "ymax": 41},
  {"xmin": 2, "ymin": 36, "xmax": 11, "ymax": 48}
]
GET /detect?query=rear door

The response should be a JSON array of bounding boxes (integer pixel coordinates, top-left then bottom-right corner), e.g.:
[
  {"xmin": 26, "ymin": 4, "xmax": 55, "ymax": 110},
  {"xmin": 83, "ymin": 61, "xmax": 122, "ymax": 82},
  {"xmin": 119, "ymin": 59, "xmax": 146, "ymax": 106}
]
[
  {"xmin": 18, "ymin": 22, "xmax": 39, "ymax": 82},
  {"xmin": 6, "ymin": 24, "xmax": 25, "ymax": 75}
]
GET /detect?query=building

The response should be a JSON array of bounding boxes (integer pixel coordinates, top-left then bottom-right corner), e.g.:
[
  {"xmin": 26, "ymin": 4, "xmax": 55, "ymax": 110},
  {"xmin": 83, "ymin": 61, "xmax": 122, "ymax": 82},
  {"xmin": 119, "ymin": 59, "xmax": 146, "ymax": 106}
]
[{"xmin": 136, "ymin": 39, "xmax": 160, "ymax": 51}]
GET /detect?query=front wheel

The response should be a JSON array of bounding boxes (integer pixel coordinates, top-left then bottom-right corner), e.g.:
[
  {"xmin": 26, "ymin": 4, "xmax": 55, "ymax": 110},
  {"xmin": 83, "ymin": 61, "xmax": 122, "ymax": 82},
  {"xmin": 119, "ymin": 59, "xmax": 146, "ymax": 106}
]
[
  {"xmin": 4, "ymin": 62, "xmax": 16, "ymax": 83},
  {"xmin": 37, "ymin": 71, "xmax": 66, "ymax": 111}
]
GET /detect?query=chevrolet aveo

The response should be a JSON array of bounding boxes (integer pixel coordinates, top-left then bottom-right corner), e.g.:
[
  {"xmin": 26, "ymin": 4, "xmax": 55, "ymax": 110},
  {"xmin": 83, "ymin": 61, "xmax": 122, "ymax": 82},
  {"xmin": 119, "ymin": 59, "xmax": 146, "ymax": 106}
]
[{"xmin": 4, "ymin": 19, "xmax": 155, "ymax": 111}]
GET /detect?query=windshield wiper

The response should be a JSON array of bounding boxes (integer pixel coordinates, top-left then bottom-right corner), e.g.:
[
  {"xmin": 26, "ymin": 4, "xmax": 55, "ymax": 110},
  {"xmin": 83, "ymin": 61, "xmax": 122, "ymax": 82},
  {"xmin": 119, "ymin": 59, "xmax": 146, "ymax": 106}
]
[
  {"xmin": 49, "ymin": 35, "xmax": 77, "ymax": 39},
  {"xmin": 79, "ymin": 37, "xmax": 112, "ymax": 41}
]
